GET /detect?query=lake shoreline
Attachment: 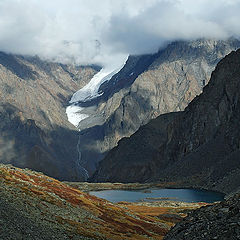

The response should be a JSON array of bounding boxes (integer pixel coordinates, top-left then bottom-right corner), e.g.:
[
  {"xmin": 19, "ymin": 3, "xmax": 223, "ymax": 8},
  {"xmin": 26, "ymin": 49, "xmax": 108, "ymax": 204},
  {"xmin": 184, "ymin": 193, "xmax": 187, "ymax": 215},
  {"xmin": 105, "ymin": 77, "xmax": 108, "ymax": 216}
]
[{"xmin": 66, "ymin": 181, "xmax": 226, "ymax": 197}]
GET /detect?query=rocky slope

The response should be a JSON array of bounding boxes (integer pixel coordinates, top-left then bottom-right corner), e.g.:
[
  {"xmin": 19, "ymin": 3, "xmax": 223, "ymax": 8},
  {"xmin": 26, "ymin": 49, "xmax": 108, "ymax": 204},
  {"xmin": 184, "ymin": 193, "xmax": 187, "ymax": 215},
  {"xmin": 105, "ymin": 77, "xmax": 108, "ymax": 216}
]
[
  {"xmin": 0, "ymin": 53, "xmax": 98, "ymax": 180},
  {"xmin": 0, "ymin": 163, "xmax": 183, "ymax": 240},
  {"xmin": 77, "ymin": 39, "xmax": 240, "ymax": 176},
  {"xmin": 1, "ymin": 163, "xmax": 238, "ymax": 240},
  {"xmin": 164, "ymin": 192, "xmax": 240, "ymax": 240},
  {"xmin": 1, "ymin": 39, "xmax": 239, "ymax": 181},
  {"xmin": 91, "ymin": 48, "xmax": 240, "ymax": 194}
]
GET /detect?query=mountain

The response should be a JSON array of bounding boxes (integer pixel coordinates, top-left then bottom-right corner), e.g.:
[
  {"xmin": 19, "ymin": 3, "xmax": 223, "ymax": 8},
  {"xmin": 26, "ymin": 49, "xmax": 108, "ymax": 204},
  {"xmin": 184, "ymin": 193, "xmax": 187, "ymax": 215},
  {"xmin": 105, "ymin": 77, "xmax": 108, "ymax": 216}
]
[
  {"xmin": 91, "ymin": 48, "xmax": 240, "ymax": 194},
  {"xmin": 76, "ymin": 38, "xmax": 240, "ymax": 177},
  {"xmin": 0, "ymin": 53, "xmax": 99, "ymax": 180},
  {"xmin": 1, "ymin": 39, "xmax": 239, "ymax": 182}
]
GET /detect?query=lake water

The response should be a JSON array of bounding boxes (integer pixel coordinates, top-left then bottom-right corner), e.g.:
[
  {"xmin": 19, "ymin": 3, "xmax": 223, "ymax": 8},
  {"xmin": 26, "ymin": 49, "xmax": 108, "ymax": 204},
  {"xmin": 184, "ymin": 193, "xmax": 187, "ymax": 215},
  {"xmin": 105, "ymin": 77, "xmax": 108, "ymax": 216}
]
[{"xmin": 89, "ymin": 188, "xmax": 225, "ymax": 203}]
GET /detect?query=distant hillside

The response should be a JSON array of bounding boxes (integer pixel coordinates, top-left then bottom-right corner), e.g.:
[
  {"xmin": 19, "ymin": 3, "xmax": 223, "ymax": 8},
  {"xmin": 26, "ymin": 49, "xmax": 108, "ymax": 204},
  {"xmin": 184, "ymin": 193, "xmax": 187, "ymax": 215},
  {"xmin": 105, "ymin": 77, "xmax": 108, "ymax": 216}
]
[
  {"xmin": 1, "ymin": 39, "xmax": 239, "ymax": 182},
  {"xmin": 77, "ymin": 38, "xmax": 240, "ymax": 176},
  {"xmin": 92, "ymin": 48, "xmax": 240, "ymax": 194},
  {"xmin": 0, "ymin": 53, "xmax": 98, "ymax": 180}
]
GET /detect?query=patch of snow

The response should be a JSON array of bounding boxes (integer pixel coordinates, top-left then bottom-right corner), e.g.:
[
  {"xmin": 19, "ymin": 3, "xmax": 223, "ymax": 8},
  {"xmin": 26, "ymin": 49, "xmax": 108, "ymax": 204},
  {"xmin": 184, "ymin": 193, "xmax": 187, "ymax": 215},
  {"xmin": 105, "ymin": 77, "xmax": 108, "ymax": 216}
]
[
  {"xmin": 69, "ymin": 57, "xmax": 128, "ymax": 104},
  {"xmin": 66, "ymin": 105, "xmax": 88, "ymax": 128},
  {"xmin": 66, "ymin": 55, "xmax": 128, "ymax": 127}
]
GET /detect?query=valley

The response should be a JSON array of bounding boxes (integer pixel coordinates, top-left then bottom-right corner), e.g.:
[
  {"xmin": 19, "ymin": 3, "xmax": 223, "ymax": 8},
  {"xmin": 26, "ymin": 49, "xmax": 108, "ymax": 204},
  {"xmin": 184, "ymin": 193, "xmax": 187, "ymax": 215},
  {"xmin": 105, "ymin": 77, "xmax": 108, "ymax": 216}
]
[
  {"xmin": 1, "ymin": 1, "xmax": 240, "ymax": 239},
  {"xmin": 0, "ymin": 39, "xmax": 240, "ymax": 240},
  {"xmin": 1, "ymin": 163, "xmax": 239, "ymax": 240},
  {"xmin": 0, "ymin": 163, "xmax": 212, "ymax": 240}
]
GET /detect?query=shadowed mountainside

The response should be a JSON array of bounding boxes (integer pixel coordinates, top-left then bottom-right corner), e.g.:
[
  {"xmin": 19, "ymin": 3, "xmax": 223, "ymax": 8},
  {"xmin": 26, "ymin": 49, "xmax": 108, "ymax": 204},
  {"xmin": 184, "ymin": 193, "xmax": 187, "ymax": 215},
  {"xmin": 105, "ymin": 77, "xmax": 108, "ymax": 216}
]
[
  {"xmin": 0, "ymin": 54, "xmax": 98, "ymax": 180},
  {"xmin": 1, "ymin": 39, "xmax": 240, "ymax": 181},
  {"xmin": 77, "ymin": 39, "xmax": 240, "ymax": 176},
  {"xmin": 92, "ymin": 48, "xmax": 240, "ymax": 194}
]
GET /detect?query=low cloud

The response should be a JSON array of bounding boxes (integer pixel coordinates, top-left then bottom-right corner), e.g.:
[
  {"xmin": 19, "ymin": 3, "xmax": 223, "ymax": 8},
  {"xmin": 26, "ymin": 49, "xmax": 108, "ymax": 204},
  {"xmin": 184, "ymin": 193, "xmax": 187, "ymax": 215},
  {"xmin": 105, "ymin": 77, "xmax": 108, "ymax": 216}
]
[{"xmin": 0, "ymin": 0, "xmax": 239, "ymax": 68}]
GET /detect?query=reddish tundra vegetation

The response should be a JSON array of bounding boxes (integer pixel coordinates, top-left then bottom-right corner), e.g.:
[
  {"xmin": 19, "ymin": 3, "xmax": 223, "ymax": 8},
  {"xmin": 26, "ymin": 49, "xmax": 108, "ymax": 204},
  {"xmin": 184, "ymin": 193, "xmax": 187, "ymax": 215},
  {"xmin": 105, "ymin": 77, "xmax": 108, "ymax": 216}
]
[{"xmin": 0, "ymin": 164, "xmax": 207, "ymax": 239}]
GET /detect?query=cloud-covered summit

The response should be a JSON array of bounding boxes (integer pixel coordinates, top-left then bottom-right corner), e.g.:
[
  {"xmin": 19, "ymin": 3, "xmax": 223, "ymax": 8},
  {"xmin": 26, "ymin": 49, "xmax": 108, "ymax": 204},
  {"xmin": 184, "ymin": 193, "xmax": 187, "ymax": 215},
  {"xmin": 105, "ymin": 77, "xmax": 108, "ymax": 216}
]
[{"xmin": 0, "ymin": 0, "xmax": 239, "ymax": 68}]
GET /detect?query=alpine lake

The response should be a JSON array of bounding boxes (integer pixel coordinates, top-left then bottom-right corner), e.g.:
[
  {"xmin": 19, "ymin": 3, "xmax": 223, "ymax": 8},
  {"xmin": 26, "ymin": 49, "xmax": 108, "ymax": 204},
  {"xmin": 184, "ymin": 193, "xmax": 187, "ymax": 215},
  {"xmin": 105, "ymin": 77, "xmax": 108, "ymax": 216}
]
[{"xmin": 89, "ymin": 188, "xmax": 225, "ymax": 203}]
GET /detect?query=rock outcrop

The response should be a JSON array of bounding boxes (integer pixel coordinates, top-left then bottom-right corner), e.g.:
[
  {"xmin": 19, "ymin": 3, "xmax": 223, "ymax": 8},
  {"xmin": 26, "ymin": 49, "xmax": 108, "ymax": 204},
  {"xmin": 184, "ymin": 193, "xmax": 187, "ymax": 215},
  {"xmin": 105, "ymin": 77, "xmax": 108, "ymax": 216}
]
[
  {"xmin": 164, "ymin": 192, "xmax": 240, "ymax": 240},
  {"xmin": 91, "ymin": 48, "xmax": 240, "ymax": 194},
  {"xmin": 0, "ymin": 53, "xmax": 98, "ymax": 180},
  {"xmin": 78, "ymin": 39, "xmax": 240, "ymax": 176}
]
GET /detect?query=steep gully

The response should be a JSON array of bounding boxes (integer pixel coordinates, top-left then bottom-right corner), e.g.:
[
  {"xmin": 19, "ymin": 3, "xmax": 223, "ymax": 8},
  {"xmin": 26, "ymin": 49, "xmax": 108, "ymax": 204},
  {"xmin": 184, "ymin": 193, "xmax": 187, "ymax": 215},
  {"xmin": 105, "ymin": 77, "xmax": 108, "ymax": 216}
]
[
  {"xmin": 66, "ymin": 58, "xmax": 128, "ymax": 180},
  {"xmin": 0, "ymin": 53, "xmax": 103, "ymax": 181}
]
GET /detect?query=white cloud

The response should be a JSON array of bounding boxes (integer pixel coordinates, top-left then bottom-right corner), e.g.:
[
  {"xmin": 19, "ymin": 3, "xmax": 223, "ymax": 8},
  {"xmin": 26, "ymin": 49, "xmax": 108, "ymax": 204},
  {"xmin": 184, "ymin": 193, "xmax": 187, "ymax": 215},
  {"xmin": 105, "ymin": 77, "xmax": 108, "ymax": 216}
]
[{"xmin": 0, "ymin": 0, "xmax": 239, "ymax": 67}]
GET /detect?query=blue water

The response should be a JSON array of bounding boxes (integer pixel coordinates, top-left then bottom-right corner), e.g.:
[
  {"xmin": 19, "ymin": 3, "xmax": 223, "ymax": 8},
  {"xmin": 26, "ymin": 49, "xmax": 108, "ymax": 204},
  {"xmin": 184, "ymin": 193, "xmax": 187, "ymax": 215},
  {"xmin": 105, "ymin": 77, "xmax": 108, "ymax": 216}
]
[{"xmin": 89, "ymin": 188, "xmax": 224, "ymax": 203}]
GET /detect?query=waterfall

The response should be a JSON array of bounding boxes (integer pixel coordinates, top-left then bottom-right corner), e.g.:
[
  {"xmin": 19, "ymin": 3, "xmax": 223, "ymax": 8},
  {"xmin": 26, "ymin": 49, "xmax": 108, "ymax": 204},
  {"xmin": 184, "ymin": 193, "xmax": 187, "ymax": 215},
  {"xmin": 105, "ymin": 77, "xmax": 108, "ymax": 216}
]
[
  {"xmin": 75, "ymin": 129, "xmax": 89, "ymax": 181},
  {"xmin": 66, "ymin": 56, "xmax": 128, "ymax": 180}
]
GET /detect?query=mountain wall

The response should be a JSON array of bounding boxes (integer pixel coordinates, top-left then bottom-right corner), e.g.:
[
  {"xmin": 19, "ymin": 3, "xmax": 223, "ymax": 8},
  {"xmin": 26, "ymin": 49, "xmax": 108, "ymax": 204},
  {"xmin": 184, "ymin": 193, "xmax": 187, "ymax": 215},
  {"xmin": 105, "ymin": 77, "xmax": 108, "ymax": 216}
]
[
  {"xmin": 1, "ymin": 39, "xmax": 240, "ymax": 182},
  {"xmin": 0, "ymin": 53, "xmax": 98, "ymax": 180},
  {"xmin": 77, "ymin": 39, "xmax": 240, "ymax": 176},
  {"xmin": 92, "ymin": 48, "xmax": 240, "ymax": 194}
]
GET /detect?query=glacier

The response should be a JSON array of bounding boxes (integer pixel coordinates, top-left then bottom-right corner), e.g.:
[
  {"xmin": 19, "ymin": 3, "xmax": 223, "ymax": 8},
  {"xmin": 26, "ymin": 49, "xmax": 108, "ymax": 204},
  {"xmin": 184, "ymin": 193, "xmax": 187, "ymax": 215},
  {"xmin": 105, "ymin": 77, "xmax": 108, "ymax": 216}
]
[
  {"xmin": 69, "ymin": 68, "xmax": 117, "ymax": 103},
  {"xmin": 66, "ymin": 57, "xmax": 128, "ymax": 128},
  {"xmin": 65, "ymin": 105, "xmax": 88, "ymax": 128},
  {"xmin": 65, "ymin": 56, "xmax": 128, "ymax": 180}
]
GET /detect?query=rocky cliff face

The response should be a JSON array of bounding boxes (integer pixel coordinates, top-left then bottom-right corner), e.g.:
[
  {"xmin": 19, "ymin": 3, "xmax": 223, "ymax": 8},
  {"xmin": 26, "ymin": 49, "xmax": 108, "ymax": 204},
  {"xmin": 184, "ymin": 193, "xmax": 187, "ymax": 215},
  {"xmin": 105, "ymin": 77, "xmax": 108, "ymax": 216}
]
[
  {"xmin": 164, "ymin": 192, "xmax": 240, "ymax": 240},
  {"xmin": 78, "ymin": 38, "xmax": 240, "ymax": 176},
  {"xmin": 0, "ymin": 53, "xmax": 98, "ymax": 180},
  {"xmin": 1, "ymin": 39, "xmax": 239, "ymax": 181},
  {"xmin": 92, "ymin": 48, "xmax": 240, "ymax": 194}
]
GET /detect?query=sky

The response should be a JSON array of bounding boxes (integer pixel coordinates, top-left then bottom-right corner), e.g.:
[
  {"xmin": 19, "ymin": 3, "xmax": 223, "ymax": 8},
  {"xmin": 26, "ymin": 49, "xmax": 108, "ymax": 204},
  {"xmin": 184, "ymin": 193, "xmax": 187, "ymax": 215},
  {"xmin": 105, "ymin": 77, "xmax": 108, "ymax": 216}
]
[{"xmin": 0, "ymin": 0, "xmax": 240, "ymax": 68}]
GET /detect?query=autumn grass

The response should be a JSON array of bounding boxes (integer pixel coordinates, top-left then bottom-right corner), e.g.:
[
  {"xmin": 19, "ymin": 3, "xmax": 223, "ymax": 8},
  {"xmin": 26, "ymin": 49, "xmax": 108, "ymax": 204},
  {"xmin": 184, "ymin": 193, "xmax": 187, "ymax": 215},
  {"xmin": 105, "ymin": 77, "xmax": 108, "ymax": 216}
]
[{"xmin": 0, "ymin": 164, "xmax": 174, "ymax": 239}]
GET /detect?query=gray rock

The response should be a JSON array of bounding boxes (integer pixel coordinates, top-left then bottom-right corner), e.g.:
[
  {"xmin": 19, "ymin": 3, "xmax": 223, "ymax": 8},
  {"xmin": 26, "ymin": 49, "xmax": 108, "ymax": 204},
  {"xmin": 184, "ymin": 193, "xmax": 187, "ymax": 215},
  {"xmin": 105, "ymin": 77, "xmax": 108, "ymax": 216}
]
[
  {"xmin": 164, "ymin": 192, "xmax": 240, "ymax": 240},
  {"xmin": 79, "ymin": 38, "xmax": 240, "ymax": 177},
  {"xmin": 0, "ymin": 53, "xmax": 98, "ymax": 180},
  {"xmin": 91, "ymin": 46, "xmax": 240, "ymax": 195}
]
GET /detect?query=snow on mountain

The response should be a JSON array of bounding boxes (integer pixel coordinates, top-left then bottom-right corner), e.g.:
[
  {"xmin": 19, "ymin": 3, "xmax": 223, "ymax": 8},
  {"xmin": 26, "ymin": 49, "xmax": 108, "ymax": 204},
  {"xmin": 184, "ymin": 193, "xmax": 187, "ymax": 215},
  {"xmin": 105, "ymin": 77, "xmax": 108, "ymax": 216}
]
[
  {"xmin": 66, "ymin": 56, "xmax": 128, "ymax": 128},
  {"xmin": 65, "ymin": 105, "xmax": 88, "ymax": 128}
]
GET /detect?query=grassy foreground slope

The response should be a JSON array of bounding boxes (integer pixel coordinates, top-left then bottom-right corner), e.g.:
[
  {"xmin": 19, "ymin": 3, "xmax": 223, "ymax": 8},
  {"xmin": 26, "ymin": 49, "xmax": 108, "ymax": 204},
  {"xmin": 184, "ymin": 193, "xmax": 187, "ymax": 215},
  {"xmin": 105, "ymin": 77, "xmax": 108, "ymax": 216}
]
[
  {"xmin": 0, "ymin": 164, "xmax": 183, "ymax": 240},
  {"xmin": 0, "ymin": 164, "xmax": 208, "ymax": 239}
]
